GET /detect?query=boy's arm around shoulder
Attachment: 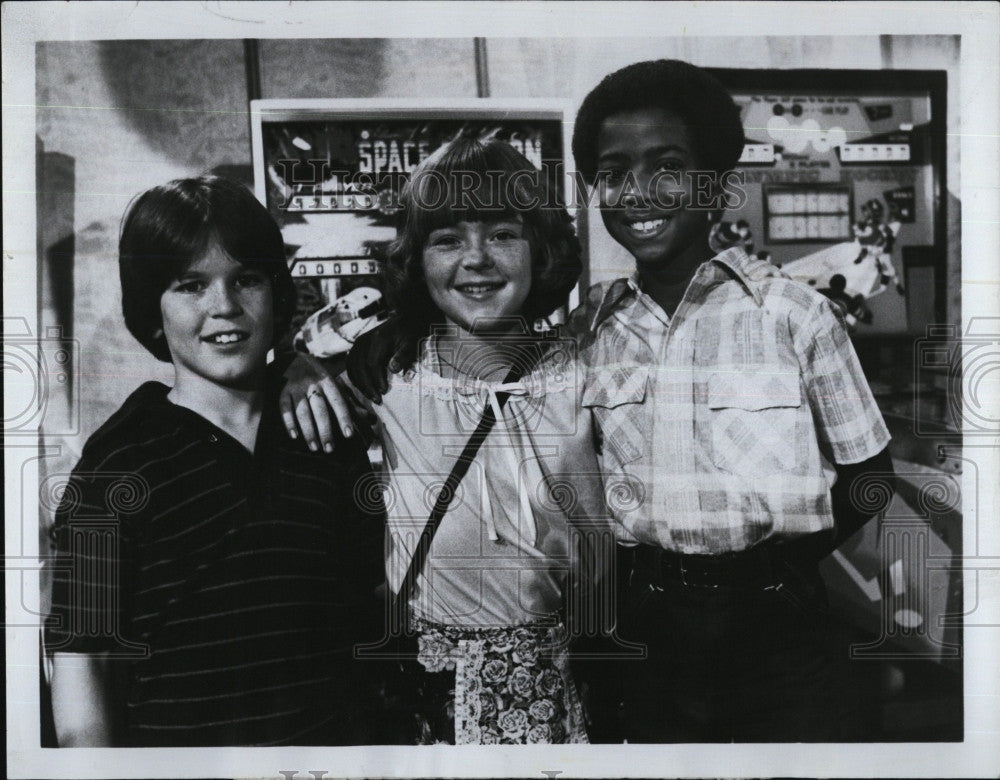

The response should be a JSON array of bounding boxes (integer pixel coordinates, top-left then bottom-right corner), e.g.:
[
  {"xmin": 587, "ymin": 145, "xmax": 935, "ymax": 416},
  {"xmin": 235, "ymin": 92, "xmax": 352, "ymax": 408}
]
[{"xmin": 276, "ymin": 352, "xmax": 361, "ymax": 452}]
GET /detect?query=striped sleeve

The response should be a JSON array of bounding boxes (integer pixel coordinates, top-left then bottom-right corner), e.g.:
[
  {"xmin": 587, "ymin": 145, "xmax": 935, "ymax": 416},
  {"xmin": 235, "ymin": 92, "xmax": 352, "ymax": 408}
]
[{"xmin": 46, "ymin": 459, "xmax": 138, "ymax": 656}]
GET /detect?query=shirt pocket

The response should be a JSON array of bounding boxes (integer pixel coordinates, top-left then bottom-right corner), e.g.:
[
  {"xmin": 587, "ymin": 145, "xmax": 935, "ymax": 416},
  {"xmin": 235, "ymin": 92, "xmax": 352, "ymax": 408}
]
[
  {"xmin": 582, "ymin": 367, "xmax": 648, "ymax": 465},
  {"xmin": 702, "ymin": 370, "xmax": 803, "ymax": 476}
]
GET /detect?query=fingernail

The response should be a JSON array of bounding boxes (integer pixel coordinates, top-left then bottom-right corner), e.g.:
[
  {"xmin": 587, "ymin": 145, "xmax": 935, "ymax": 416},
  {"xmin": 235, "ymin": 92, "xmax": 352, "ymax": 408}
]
[
  {"xmin": 289, "ymin": 429, "xmax": 298, "ymax": 439},
  {"xmin": 343, "ymin": 425, "xmax": 354, "ymax": 438},
  {"xmin": 308, "ymin": 442, "xmax": 318, "ymax": 452},
  {"xmin": 324, "ymin": 442, "xmax": 334, "ymax": 453}
]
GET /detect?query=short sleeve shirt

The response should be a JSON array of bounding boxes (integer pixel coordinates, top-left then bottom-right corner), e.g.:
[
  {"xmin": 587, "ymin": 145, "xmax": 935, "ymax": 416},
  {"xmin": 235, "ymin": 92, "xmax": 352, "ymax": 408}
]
[
  {"xmin": 45, "ymin": 381, "xmax": 386, "ymax": 746},
  {"xmin": 574, "ymin": 247, "xmax": 890, "ymax": 555}
]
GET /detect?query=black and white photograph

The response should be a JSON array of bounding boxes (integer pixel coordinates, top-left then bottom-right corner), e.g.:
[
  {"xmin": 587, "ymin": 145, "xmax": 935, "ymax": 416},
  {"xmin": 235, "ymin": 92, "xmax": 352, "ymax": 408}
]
[{"xmin": 4, "ymin": 2, "xmax": 999, "ymax": 778}]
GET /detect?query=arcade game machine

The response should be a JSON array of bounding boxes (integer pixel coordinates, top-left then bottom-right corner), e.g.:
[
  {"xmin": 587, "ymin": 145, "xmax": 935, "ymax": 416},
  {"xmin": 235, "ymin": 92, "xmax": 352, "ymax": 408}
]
[
  {"xmin": 708, "ymin": 69, "xmax": 959, "ymax": 740},
  {"xmin": 251, "ymin": 103, "xmax": 568, "ymax": 357}
]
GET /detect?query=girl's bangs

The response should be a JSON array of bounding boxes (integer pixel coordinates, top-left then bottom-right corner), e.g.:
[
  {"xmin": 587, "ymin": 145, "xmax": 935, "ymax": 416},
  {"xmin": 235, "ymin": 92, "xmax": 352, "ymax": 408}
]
[{"xmin": 406, "ymin": 138, "xmax": 544, "ymax": 238}]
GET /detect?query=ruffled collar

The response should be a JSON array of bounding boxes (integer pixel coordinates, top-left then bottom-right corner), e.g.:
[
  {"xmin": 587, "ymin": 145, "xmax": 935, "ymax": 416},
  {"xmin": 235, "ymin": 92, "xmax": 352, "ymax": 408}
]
[{"xmin": 395, "ymin": 334, "xmax": 576, "ymax": 400}]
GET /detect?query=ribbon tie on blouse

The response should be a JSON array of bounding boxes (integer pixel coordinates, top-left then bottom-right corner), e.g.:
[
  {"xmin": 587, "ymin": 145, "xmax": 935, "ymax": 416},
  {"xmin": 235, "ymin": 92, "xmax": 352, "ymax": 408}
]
[{"xmin": 457, "ymin": 382, "xmax": 541, "ymax": 547}]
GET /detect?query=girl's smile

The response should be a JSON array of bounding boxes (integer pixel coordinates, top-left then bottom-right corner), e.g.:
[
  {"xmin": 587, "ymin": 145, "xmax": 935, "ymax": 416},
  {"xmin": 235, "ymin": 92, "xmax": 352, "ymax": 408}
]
[{"xmin": 421, "ymin": 218, "xmax": 532, "ymax": 336}]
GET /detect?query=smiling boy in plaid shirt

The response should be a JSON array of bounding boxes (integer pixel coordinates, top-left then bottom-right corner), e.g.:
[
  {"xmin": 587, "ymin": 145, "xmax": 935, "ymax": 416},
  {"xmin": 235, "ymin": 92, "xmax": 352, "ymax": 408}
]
[{"xmin": 569, "ymin": 59, "xmax": 894, "ymax": 742}]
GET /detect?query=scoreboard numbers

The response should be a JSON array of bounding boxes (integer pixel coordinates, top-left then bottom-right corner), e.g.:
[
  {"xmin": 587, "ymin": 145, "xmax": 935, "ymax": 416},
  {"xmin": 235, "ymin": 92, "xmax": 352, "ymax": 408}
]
[
  {"xmin": 838, "ymin": 143, "xmax": 911, "ymax": 163},
  {"xmin": 292, "ymin": 259, "xmax": 382, "ymax": 277}
]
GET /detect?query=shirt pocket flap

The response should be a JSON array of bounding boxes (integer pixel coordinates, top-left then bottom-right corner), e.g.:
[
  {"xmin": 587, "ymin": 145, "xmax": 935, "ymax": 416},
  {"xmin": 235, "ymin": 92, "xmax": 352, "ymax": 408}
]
[
  {"xmin": 707, "ymin": 371, "xmax": 801, "ymax": 411},
  {"xmin": 582, "ymin": 367, "xmax": 649, "ymax": 409}
]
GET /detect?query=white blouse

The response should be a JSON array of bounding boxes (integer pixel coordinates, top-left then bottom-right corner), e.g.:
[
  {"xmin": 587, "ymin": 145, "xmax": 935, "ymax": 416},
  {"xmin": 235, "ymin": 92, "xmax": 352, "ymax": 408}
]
[{"xmin": 363, "ymin": 333, "xmax": 612, "ymax": 628}]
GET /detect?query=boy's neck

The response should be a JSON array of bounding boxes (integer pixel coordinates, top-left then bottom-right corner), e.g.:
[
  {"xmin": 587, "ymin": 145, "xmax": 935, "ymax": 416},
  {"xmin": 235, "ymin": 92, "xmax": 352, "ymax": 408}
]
[
  {"xmin": 167, "ymin": 375, "xmax": 265, "ymax": 453},
  {"xmin": 635, "ymin": 239, "xmax": 713, "ymax": 319}
]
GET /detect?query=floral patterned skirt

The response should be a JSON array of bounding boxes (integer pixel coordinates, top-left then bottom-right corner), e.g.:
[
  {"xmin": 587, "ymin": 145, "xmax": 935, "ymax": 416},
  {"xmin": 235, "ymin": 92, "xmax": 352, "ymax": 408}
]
[{"xmin": 408, "ymin": 615, "xmax": 589, "ymax": 745}]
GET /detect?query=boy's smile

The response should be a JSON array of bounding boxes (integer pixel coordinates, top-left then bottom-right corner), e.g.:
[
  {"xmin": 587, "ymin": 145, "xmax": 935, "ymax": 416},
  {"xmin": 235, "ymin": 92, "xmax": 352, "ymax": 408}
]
[
  {"xmin": 596, "ymin": 107, "xmax": 712, "ymax": 282},
  {"xmin": 159, "ymin": 243, "xmax": 274, "ymax": 392}
]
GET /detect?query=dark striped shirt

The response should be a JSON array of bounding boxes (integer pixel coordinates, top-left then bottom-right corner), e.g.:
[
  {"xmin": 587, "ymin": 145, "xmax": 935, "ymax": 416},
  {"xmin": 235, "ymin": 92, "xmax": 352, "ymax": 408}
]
[{"xmin": 46, "ymin": 380, "xmax": 387, "ymax": 746}]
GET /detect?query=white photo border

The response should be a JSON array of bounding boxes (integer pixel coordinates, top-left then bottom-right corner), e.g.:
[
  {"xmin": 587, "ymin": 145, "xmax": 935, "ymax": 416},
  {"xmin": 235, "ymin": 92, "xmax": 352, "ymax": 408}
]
[{"xmin": 5, "ymin": 2, "xmax": 999, "ymax": 778}]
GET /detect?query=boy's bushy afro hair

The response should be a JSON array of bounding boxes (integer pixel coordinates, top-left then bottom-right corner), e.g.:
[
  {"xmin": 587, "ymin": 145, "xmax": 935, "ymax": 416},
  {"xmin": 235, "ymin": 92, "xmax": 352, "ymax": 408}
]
[{"xmin": 572, "ymin": 59, "xmax": 745, "ymax": 182}]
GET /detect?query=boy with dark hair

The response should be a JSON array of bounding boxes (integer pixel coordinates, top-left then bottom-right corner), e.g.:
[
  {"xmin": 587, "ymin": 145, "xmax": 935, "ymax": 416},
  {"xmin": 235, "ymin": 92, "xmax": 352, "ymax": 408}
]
[
  {"xmin": 569, "ymin": 59, "xmax": 894, "ymax": 742},
  {"xmin": 46, "ymin": 176, "xmax": 387, "ymax": 746}
]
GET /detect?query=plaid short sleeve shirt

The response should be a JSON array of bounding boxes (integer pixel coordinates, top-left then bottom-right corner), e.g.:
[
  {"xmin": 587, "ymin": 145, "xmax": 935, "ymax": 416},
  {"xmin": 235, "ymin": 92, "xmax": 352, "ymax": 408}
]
[{"xmin": 574, "ymin": 247, "xmax": 891, "ymax": 555}]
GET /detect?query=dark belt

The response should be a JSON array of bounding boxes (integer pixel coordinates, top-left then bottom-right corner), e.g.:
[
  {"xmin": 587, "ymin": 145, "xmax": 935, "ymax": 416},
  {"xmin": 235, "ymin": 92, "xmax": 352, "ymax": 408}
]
[{"xmin": 632, "ymin": 542, "xmax": 792, "ymax": 589}]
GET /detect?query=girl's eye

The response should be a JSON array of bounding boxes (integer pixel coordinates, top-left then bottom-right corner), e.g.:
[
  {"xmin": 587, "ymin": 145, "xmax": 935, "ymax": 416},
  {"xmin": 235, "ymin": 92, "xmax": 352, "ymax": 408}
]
[
  {"xmin": 490, "ymin": 228, "xmax": 520, "ymax": 242},
  {"xmin": 428, "ymin": 233, "xmax": 460, "ymax": 249},
  {"xmin": 173, "ymin": 279, "xmax": 206, "ymax": 293},
  {"xmin": 600, "ymin": 168, "xmax": 626, "ymax": 185},
  {"xmin": 237, "ymin": 272, "xmax": 268, "ymax": 288}
]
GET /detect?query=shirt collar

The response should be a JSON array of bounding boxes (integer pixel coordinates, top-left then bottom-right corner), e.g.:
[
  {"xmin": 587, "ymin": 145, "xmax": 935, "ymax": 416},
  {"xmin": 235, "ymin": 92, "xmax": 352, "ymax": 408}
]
[
  {"xmin": 587, "ymin": 276, "xmax": 634, "ymax": 333},
  {"xmin": 707, "ymin": 246, "xmax": 768, "ymax": 307},
  {"xmin": 590, "ymin": 246, "xmax": 770, "ymax": 331}
]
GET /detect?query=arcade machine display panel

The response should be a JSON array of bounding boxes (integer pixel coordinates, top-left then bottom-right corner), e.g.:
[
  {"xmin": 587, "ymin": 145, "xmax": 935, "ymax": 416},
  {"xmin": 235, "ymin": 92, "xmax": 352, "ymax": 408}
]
[
  {"xmin": 706, "ymin": 69, "xmax": 946, "ymax": 337},
  {"xmin": 706, "ymin": 72, "xmax": 961, "ymax": 736},
  {"xmin": 250, "ymin": 101, "xmax": 569, "ymax": 357}
]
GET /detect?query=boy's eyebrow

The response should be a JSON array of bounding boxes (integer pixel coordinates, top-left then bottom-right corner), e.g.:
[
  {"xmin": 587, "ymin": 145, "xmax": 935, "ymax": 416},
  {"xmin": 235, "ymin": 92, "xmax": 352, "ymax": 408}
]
[
  {"xmin": 598, "ymin": 144, "xmax": 689, "ymax": 163},
  {"xmin": 647, "ymin": 144, "xmax": 688, "ymax": 155}
]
